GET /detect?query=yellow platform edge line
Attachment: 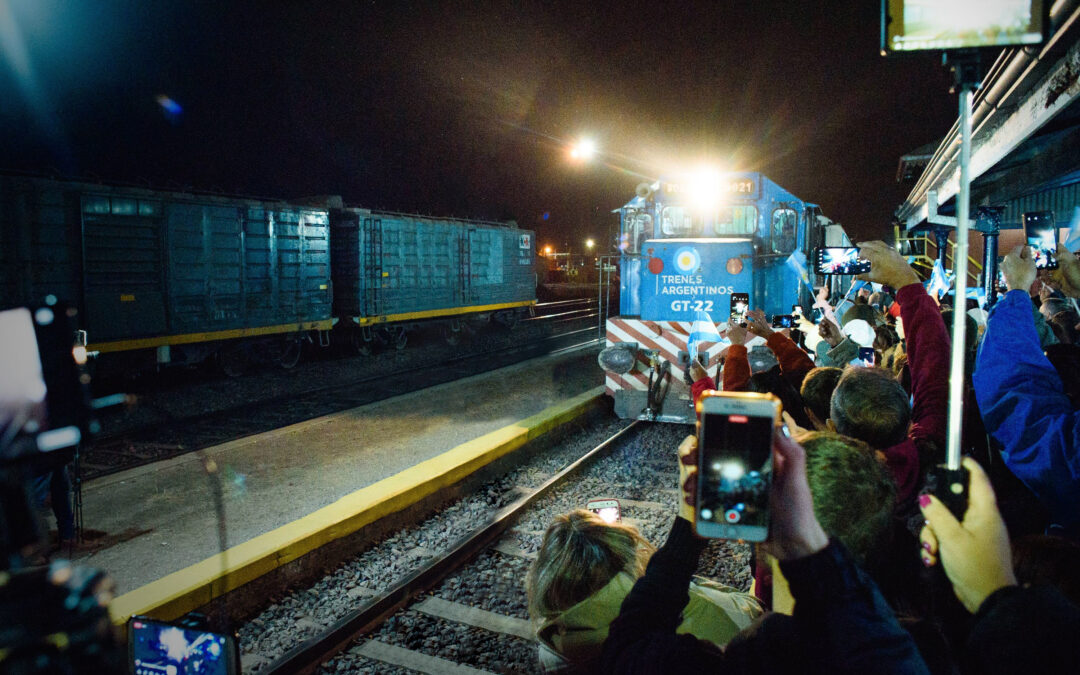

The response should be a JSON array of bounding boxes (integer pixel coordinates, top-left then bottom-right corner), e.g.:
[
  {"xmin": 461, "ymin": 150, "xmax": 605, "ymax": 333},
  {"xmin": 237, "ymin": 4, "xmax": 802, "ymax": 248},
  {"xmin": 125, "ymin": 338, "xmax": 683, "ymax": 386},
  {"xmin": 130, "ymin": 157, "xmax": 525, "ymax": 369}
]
[
  {"xmin": 90, "ymin": 320, "xmax": 336, "ymax": 353},
  {"xmin": 109, "ymin": 385, "xmax": 605, "ymax": 626},
  {"xmin": 353, "ymin": 300, "xmax": 537, "ymax": 327}
]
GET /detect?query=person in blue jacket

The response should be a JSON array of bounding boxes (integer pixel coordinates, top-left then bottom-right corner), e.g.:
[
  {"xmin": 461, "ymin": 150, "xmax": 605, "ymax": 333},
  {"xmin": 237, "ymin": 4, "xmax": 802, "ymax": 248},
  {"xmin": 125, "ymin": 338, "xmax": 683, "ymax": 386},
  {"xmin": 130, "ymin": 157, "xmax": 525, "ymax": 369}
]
[{"xmin": 973, "ymin": 244, "xmax": 1080, "ymax": 537}]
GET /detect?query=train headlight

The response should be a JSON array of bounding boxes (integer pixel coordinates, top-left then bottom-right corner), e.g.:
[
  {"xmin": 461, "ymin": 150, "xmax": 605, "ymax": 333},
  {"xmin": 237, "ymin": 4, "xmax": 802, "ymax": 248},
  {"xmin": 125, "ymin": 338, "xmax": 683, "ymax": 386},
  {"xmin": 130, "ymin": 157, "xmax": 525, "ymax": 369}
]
[
  {"xmin": 726, "ymin": 257, "xmax": 743, "ymax": 275},
  {"xmin": 598, "ymin": 343, "xmax": 638, "ymax": 374}
]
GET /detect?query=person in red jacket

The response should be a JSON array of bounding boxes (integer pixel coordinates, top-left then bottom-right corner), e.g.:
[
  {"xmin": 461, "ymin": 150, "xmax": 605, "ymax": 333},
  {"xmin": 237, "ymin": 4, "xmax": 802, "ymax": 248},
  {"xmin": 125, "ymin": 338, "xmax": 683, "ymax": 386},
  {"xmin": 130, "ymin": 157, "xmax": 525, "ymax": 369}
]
[
  {"xmin": 829, "ymin": 241, "xmax": 949, "ymax": 505},
  {"xmin": 689, "ymin": 312, "xmax": 815, "ymax": 403}
]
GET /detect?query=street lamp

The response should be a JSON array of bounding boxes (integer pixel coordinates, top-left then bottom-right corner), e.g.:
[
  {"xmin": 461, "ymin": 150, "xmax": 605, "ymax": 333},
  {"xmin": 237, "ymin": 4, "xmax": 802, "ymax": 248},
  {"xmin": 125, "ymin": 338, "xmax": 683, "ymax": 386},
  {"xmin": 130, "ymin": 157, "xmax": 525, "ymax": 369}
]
[
  {"xmin": 543, "ymin": 245, "xmax": 552, "ymax": 256},
  {"xmin": 585, "ymin": 238, "xmax": 595, "ymax": 250}
]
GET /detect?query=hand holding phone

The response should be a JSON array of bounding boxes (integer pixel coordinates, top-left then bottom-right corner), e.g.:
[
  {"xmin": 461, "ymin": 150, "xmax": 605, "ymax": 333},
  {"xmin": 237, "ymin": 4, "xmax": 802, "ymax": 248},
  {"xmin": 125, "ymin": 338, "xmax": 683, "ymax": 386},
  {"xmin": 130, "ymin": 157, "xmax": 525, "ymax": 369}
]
[
  {"xmin": 850, "ymin": 241, "xmax": 921, "ymax": 290},
  {"xmin": 1023, "ymin": 211, "xmax": 1059, "ymax": 270},
  {"xmin": 695, "ymin": 391, "xmax": 780, "ymax": 541},
  {"xmin": 813, "ymin": 247, "xmax": 871, "ymax": 275},
  {"xmin": 1000, "ymin": 245, "xmax": 1037, "ymax": 293}
]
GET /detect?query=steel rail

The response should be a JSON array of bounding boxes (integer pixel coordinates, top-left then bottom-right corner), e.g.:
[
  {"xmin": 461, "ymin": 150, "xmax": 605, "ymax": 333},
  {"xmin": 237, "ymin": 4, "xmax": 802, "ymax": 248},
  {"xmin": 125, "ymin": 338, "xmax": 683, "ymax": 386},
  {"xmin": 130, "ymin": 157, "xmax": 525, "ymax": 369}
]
[{"xmin": 263, "ymin": 420, "xmax": 641, "ymax": 675}]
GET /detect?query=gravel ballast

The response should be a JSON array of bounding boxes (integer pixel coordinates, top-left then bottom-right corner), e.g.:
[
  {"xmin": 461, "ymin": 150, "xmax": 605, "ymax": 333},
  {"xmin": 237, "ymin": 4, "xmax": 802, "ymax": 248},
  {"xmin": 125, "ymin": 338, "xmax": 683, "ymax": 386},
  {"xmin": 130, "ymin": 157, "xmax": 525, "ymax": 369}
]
[{"xmin": 237, "ymin": 417, "xmax": 754, "ymax": 674}]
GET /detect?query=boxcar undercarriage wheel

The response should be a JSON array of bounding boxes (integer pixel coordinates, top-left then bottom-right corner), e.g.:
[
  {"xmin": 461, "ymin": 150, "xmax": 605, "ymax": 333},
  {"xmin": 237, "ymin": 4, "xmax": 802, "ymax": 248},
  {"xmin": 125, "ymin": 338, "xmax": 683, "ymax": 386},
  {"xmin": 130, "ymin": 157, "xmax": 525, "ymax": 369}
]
[
  {"xmin": 351, "ymin": 331, "xmax": 373, "ymax": 356},
  {"xmin": 277, "ymin": 338, "xmax": 303, "ymax": 369},
  {"xmin": 392, "ymin": 326, "xmax": 408, "ymax": 350},
  {"xmin": 492, "ymin": 309, "xmax": 519, "ymax": 330},
  {"xmin": 441, "ymin": 320, "xmax": 463, "ymax": 346},
  {"xmin": 216, "ymin": 343, "xmax": 247, "ymax": 378}
]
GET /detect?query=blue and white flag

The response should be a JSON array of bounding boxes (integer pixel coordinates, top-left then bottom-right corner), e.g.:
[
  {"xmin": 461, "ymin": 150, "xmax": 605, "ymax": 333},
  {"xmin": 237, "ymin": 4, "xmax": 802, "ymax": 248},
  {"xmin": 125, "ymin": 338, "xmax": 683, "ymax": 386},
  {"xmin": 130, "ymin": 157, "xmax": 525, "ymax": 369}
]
[
  {"xmin": 1065, "ymin": 206, "xmax": 1080, "ymax": 253},
  {"xmin": 785, "ymin": 250, "xmax": 814, "ymax": 293},
  {"xmin": 927, "ymin": 260, "xmax": 952, "ymax": 299},
  {"xmin": 687, "ymin": 310, "xmax": 727, "ymax": 359},
  {"xmin": 965, "ymin": 285, "xmax": 987, "ymax": 308}
]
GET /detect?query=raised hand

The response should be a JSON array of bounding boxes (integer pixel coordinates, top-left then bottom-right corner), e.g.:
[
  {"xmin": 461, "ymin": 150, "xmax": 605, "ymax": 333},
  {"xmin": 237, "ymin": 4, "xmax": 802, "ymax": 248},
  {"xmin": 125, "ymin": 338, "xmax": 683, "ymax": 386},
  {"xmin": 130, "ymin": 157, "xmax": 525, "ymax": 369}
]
[
  {"xmin": 856, "ymin": 240, "xmax": 921, "ymax": 291},
  {"xmin": 918, "ymin": 457, "xmax": 1017, "ymax": 613},
  {"xmin": 1053, "ymin": 244, "xmax": 1080, "ymax": 298},
  {"xmin": 1000, "ymin": 245, "xmax": 1037, "ymax": 294},
  {"xmin": 745, "ymin": 309, "xmax": 773, "ymax": 339},
  {"xmin": 818, "ymin": 317, "xmax": 844, "ymax": 347},
  {"xmin": 726, "ymin": 321, "xmax": 749, "ymax": 346}
]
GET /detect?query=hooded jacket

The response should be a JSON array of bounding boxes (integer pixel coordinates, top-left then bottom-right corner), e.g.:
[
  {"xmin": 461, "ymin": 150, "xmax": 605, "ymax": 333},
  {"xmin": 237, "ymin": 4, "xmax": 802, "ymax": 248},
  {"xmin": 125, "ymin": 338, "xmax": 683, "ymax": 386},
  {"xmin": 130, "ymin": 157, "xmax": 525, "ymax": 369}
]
[
  {"xmin": 535, "ymin": 571, "xmax": 761, "ymax": 672},
  {"xmin": 973, "ymin": 288, "xmax": 1080, "ymax": 534}
]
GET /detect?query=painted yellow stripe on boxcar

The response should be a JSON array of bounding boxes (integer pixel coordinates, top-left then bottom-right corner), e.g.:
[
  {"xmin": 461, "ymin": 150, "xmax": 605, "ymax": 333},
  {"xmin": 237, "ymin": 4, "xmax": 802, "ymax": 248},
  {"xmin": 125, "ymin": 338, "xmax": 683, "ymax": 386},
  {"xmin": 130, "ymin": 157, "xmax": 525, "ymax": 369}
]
[
  {"xmin": 352, "ymin": 300, "xmax": 536, "ymax": 327},
  {"xmin": 88, "ymin": 320, "xmax": 335, "ymax": 353},
  {"xmin": 108, "ymin": 386, "xmax": 605, "ymax": 627}
]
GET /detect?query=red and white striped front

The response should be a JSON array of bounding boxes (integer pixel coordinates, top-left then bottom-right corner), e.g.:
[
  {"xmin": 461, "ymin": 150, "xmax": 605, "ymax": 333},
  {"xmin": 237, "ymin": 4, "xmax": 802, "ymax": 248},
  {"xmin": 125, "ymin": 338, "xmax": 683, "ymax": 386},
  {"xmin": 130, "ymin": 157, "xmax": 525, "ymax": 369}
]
[{"xmin": 603, "ymin": 317, "xmax": 727, "ymax": 397}]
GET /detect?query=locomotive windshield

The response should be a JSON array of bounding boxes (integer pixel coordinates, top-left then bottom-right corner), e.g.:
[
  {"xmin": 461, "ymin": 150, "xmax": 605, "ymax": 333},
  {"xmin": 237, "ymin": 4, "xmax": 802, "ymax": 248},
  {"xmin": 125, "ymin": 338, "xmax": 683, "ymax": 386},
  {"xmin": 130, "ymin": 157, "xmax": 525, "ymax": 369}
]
[
  {"xmin": 661, "ymin": 206, "xmax": 698, "ymax": 236},
  {"xmin": 659, "ymin": 205, "xmax": 757, "ymax": 238},
  {"xmin": 715, "ymin": 206, "xmax": 757, "ymax": 236}
]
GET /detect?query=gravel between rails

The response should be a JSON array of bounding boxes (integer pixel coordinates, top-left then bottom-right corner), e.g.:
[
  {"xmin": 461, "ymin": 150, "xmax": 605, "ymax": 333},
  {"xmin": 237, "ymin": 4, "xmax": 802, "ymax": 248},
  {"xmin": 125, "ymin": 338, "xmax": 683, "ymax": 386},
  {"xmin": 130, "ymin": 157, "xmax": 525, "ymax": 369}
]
[{"xmin": 240, "ymin": 418, "xmax": 754, "ymax": 674}]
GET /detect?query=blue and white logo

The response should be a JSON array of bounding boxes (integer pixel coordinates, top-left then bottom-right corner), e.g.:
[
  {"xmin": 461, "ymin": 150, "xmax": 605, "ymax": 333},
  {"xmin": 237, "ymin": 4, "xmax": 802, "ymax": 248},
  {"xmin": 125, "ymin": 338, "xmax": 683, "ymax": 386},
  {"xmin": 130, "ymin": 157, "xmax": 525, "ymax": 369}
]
[{"xmin": 673, "ymin": 246, "xmax": 701, "ymax": 273}]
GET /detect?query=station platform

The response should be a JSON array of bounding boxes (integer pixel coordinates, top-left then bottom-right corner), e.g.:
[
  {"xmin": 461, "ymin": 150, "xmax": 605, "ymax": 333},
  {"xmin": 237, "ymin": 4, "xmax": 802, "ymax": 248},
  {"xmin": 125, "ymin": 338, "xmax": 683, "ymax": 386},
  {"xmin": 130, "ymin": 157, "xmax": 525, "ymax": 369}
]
[{"xmin": 75, "ymin": 345, "xmax": 602, "ymax": 598}]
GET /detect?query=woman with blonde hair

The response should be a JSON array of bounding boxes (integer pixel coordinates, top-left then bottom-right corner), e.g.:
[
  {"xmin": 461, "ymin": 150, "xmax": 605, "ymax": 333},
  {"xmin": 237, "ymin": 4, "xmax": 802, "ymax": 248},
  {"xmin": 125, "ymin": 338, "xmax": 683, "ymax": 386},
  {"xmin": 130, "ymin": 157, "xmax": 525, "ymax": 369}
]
[{"xmin": 526, "ymin": 509, "xmax": 761, "ymax": 672}]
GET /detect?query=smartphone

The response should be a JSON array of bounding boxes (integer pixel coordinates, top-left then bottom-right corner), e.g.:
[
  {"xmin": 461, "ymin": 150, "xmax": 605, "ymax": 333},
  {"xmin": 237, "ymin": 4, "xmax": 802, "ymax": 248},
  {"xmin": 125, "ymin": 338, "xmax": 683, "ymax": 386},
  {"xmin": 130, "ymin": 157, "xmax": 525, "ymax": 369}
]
[
  {"xmin": 881, "ymin": 0, "xmax": 1047, "ymax": 54},
  {"xmin": 994, "ymin": 262, "xmax": 1008, "ymax": 294},
  {"xmin": 813, "ymin": 247, "xmax": 871, "ymax": 275},
  {"xmin": 771, "ymin": 314, "xmax": 794, "ymax": 328},
  {"xmin": 586, "ymin": 498, "xmax": 621, "ymax": 524},
  {"xmin": 129, "ymin": 616, "xmax": 240, "ymax": 675},
  {"xmin": 858, "ymin": 346, "xmax": 876, "ymax": 367},
  {"xmin": 729, "ymin": 293, "xmax": 749, "ymax": 321},
  {"xmin": 1023, "ymin": 211, "xmax": 1058, "ymax": 269},
  {"xmin": 695, "ymin": 391, "xmax": 780, "ymax": 541}
]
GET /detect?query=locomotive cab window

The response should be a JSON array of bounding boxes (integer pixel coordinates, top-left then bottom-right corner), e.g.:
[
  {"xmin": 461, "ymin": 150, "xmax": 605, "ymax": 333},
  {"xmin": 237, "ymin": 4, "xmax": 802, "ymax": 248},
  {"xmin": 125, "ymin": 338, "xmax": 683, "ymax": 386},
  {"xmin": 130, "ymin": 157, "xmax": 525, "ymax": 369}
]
[
  {"xmin": 624, "ymin": 211, "xmax": 652, "ymax": 253},
  {"xmin": 715, "ymin": 205, "xmax": 757, "ymax": 236},
  {"xmin": 771, "ymin": 208, "xmax": 797, "ymax": 254},
  {"xmin": 661, "ymin": 206, "xmax": 698, "ymax": 236}
]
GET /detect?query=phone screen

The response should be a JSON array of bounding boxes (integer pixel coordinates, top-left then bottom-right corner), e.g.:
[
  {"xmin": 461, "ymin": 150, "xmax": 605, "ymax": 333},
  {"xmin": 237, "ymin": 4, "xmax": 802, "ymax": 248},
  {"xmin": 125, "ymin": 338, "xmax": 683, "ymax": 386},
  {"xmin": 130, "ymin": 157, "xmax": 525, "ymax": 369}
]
[
  {"xmin": 1024, "ymin": 211, "xmax": 1058, "ymax": 269},
  {"xmin": 130, "ymin": 618, "xmax": 238, "ymax": 675},
  {"xmin": 815, "ymin": 247, "xmax": 871, "ymax": 275},
  {"xmin": 587, "ymin": 499, "xmax": 621, "ymax": 523},
  {"xmin": 771, "ymin": 314, "xmax": 794, "ymax": 328},
  {"xmin": 698, "ymin": 410, "xmax": 772, "ymax": 539},
  {"xmin": 858, "ymin": 347, "xmax": 876, "ymax": 367},
  {"xmin": 730, "ymin": 293, "xmax": 749, "ymax": 319}
]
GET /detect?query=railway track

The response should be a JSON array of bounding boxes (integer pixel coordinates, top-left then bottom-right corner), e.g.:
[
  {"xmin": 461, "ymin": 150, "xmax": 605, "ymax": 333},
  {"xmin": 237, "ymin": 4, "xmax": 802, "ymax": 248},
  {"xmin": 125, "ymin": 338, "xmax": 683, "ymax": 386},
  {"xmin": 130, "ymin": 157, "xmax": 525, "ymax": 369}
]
[
  {"xmin": 82, "ymin": 300, "xmax": 603, "ymax": 480},
  {"xmin": 233, "ymin": 419, "xmax": 750, "ymax": 674}
]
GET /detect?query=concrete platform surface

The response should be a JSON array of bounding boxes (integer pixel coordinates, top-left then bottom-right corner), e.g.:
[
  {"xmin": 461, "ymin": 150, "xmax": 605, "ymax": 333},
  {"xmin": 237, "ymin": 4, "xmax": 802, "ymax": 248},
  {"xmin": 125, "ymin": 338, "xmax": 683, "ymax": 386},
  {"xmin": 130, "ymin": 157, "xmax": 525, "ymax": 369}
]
[{"xmin": 78, "ymin": 346, "xmax": 601, "ymax": 593}]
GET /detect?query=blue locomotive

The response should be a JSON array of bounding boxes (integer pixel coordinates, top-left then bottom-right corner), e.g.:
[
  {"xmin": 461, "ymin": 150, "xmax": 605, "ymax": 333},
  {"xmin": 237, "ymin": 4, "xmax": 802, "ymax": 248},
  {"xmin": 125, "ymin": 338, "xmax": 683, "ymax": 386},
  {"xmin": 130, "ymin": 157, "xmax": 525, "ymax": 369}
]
[
  {"xmin": 600, "ymin": 171, "xmax": 829, "ymax": 423},
  {"xmin": 0, "ymin": 173, "xmax": 535, "ymax": 374}
]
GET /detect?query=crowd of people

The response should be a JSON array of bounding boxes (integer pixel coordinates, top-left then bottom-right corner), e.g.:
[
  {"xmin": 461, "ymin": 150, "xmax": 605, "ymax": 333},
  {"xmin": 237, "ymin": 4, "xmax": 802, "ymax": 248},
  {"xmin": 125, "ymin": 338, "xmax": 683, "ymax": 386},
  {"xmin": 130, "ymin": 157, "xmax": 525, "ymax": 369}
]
[{"xmin": 528, "ymin": 241, "xmax": 1080, "ymax": 673}]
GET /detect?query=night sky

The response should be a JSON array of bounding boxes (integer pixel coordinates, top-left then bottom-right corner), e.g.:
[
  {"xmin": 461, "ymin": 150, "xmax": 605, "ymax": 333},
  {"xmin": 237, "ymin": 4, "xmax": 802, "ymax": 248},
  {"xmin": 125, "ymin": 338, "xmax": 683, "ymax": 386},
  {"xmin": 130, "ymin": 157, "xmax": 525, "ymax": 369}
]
[{"xmin": 1, "ymin": 1, "xmax": 959, "ymax": 248}]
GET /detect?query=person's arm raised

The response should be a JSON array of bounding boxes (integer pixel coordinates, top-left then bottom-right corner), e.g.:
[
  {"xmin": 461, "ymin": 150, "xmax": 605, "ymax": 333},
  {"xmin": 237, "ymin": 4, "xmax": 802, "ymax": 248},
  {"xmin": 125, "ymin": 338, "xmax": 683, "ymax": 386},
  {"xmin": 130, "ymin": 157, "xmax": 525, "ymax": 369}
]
[
  {"xmin": 748, "ymin": 309, "xmax": 815, "ymax": 375},
  {"xmin": 721, "ymin": 323, "xmax": 751, "ymax": 391},
  {"xmin": 859, "ymin": 240, "xmax": 948, "ymax": 447}
]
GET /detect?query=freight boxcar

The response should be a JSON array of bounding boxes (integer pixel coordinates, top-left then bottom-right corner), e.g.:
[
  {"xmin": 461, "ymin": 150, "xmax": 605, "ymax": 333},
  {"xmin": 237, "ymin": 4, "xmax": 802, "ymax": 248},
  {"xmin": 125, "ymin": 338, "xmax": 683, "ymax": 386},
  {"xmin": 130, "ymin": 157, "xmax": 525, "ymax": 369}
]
[
  {"xmin": 0, "ymin": 173, "xmax": 334, "ymax": 374},
  {"xmin": 329, "ymin": 206, "xmax": 535, "ymax": 351}
]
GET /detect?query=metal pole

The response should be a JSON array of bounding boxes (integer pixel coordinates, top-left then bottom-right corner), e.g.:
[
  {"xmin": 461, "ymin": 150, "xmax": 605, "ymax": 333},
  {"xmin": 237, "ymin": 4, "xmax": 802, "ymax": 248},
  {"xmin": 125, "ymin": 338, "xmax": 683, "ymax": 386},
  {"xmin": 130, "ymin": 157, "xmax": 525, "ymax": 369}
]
[
  {"xmin": 982, "ymin": 229, "xmax": 999, "ymax": 307},
  {"xmin": 946, "ymin": 85, "xmax": 974, "ymax": 471}
]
